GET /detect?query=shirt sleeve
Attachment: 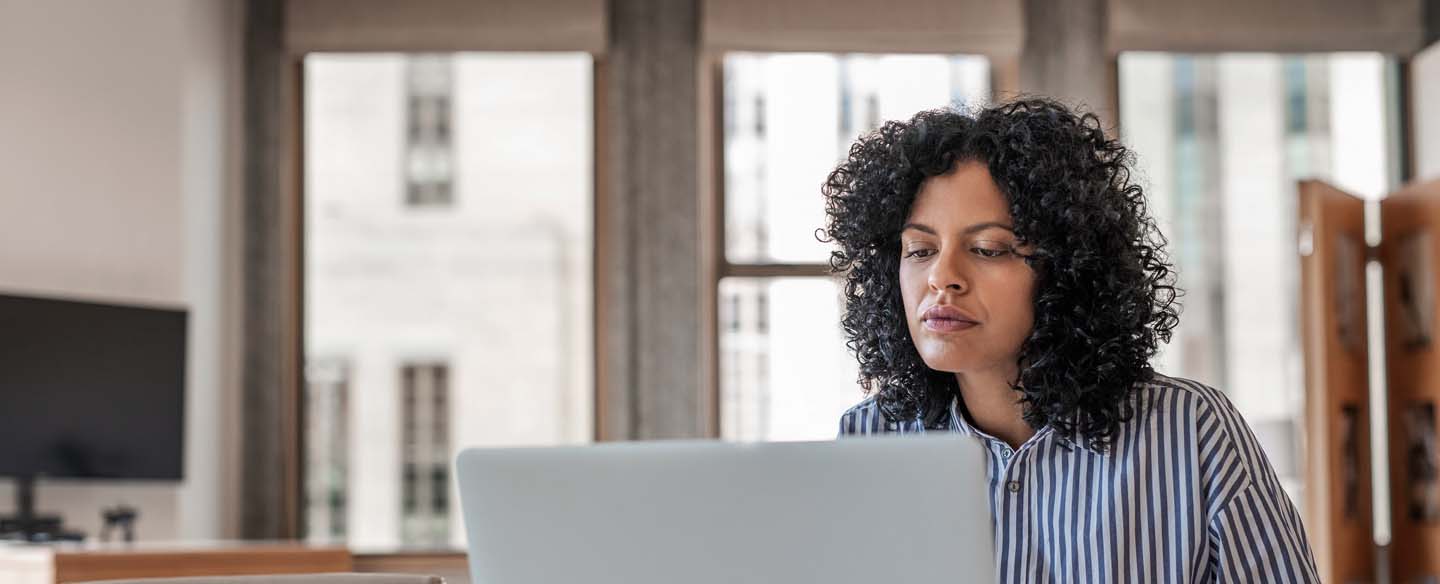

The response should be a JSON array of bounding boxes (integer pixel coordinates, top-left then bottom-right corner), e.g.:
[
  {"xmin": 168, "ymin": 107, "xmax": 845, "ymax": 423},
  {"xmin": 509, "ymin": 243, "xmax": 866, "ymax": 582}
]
[
  {"xmin": 836, "ymin": 407, "xmax": 856, "ymax": 438},
  {"xmin": 1206, "ymin": 483, "xmax": 1321, "ymax": 583}
]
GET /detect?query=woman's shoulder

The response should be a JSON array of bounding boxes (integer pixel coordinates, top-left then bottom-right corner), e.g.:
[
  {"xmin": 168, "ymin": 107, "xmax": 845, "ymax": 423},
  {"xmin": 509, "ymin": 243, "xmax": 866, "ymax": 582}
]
[
  {"xmin": 1132, "ymin": 372, "xmax": 1258, "ymax": 444},
  {"xmin": 1139, "ymin": 372, "xmax": 1242, "ymax": 419},
  {"xmin": 1135, "ymin": 372, "xmax": 1274, "ymax": 488},
  {"xmin": 836, "ymin": 395, "xmax": 934, "ymax": 436},
  {"xmin": 836, "ymin": 396, "xmax": 885, "ymax": 436},
  {"xmin": 1142, "ymin": 373, "xmax": 1300, "ymax": 518}
]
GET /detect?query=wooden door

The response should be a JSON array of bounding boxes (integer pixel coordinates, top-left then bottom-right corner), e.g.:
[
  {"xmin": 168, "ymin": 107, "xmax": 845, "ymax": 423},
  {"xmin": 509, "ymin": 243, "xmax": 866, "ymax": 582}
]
[
  {"xmin": 1298, "ymin": 179, "xmax": 1373, "ymax": 583},
  {"xmin": 1382, "ymin": 178, "xmax": 1440, "ymax": 582}
]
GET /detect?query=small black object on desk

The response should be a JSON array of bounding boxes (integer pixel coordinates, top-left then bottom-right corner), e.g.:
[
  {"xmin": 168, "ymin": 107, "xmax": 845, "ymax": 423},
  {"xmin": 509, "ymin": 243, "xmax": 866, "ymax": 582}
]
[
  {"xmin": 0, "ymin": 475, "xmax": 85, "ymax": 543},
  {"xmin": 101, "ymin": 504, "xmax": 139, "ymax": 543}
]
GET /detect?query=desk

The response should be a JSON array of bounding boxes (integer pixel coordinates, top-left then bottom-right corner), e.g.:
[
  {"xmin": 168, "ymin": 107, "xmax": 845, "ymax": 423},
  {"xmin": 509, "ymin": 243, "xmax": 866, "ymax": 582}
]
[
  {"xmin": 353, "ymin": 551, "xmax": 467, "ymax": 584},
  {"xmin": 0, "ymin": 542, "xmax": 352, "ymax": 584}
]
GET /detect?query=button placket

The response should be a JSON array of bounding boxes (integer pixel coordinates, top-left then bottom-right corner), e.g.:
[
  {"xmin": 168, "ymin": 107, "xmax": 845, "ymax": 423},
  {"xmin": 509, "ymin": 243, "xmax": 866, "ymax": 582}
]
[
  {"xmin": 990, "ymin": 440, "xmax": 1025, "ymax": 494},
  {"xmin": 993, "ymin": 442, "xmax": 1018, "ymax": 478},
  {"xmin": 999, "ymin": 445, "xmax": 1023, "ymax": 495}
]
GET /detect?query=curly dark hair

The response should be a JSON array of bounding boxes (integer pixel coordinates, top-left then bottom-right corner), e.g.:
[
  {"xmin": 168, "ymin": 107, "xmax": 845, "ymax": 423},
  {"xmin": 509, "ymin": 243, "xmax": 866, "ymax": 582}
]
[{"xmin": 820, "ymin": 97, "xmax": 1180, "ymax": 451}]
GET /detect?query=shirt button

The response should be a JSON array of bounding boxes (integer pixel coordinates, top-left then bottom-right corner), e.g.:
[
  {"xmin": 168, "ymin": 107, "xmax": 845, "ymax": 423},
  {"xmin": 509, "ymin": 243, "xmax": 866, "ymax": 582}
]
[
  {"xmin": 1006, "ymin": 481, "xmax": 1021, "ymax": 493},
  {"xmin": 1000, "ymin": 448, "xmax": 1013, "ymax": 460}
]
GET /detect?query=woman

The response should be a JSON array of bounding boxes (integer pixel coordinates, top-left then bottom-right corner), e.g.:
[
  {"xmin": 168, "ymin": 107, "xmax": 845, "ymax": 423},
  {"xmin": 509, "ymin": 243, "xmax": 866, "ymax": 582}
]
[{"xmin": 825, "ymin": 98, "xmax": 1319, "ymax": 583}]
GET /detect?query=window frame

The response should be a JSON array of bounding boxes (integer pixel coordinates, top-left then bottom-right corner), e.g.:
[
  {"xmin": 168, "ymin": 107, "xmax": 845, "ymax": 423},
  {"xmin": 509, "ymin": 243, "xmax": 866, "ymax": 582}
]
[
  {"xmin": 703, "ymin": 51, "xmax": 1012, "ymax": 441},
  {"xmin": 292, "ymin": 52, "xmax": 602, "ymax": 547}
]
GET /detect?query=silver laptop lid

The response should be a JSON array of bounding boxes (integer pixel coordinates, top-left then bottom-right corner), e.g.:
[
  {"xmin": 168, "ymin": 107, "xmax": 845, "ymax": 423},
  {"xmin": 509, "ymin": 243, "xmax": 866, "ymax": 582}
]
[{"xmin": 457, "ymin": 435, "xmax": 995, "ymax": 584}]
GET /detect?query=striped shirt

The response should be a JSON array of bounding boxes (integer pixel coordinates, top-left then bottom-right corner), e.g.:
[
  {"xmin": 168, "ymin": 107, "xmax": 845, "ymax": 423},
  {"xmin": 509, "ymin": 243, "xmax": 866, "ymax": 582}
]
[{"xmin": 836, "ymin": 373, "xmax": 1320, "ymax": 583}]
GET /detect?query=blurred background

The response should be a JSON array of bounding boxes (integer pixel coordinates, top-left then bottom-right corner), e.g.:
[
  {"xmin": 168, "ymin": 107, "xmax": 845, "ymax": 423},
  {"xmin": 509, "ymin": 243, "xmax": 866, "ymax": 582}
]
[{"xmin": 1, "ymin": 0, "xmax": 1438, "ymax": 582}]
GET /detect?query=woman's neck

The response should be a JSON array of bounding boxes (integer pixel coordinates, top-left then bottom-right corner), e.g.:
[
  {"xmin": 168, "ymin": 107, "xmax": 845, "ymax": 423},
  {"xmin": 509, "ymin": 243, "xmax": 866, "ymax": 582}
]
[{"xmin": 954, "ymin": 369, "xmax": 1034, "ymax": 449}]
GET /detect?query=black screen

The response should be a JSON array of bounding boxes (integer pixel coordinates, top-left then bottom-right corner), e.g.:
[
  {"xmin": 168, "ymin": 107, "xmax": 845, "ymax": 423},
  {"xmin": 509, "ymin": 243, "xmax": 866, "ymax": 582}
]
[{"xmin": 0, "ymin": 293, "xmax": 186, "ymax": 480}]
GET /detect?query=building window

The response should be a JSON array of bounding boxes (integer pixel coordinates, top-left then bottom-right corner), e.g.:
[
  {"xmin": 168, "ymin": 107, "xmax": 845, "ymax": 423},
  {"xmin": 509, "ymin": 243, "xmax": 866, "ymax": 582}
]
[
  {"xmin": 719, "ymin": 53, "xmax": 990, "ymax": 442},
  {"xmin": 755, "ymin": 290, "xmax": 768, "ymax": 334},
  {"xmin": 401, "ymin": 362, "xmax": 450, "ymax": 546},
  {"xmin": 303, "ymin": 359, "xmax": 349, "ymax": 542},
  {"xmin": 752, "ymin": 95, "xmax": 766, "ymax": 137},
  {"xmin": 404, "ymin": 55, "xmax": 455, "ymax": 207},
  {"xmin": 863, "ymin": 93, "xmax": 880, "ymax": 134}
]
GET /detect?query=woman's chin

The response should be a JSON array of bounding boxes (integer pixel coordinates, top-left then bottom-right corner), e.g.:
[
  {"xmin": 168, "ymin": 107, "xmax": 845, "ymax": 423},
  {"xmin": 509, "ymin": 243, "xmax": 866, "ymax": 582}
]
[{"xmin": 916, "ymin": 353, "xmax": 972, "ymax": 374}]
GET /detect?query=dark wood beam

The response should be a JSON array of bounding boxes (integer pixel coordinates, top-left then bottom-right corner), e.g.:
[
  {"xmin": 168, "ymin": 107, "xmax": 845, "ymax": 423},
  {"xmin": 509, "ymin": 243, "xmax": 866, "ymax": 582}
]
[
  {"xmin": 1019, "ymin": 0, "xmax": 1111, "ymax": 123},
  {"xmin": 597, "ymin": 0, "xmax": 707, "ymax": 440},
  {"xmin": 241, "ymin": 0, "xmax": 303, "ymax": 540}
]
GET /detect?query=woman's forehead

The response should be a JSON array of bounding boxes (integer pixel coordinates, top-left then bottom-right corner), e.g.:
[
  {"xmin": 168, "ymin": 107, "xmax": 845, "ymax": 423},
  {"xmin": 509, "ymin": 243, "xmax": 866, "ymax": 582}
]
[{"xmin": 907, "ymin": 162, "xmax": 1012, "ymax": 226}]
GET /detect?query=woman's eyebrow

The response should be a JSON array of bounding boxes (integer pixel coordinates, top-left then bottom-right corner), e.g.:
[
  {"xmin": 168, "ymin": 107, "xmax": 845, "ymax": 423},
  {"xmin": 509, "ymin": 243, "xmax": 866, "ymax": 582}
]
[
  {"xmin": 901, "ymin": 223, "xmax": 937, "ymax": 235},
  {"xmin": 900, "ymin": 221, "xmax": 1014, "ymax": 235}
]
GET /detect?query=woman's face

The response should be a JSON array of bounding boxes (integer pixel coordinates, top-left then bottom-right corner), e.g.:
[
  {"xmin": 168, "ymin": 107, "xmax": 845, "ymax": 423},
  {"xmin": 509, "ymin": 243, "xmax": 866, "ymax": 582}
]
[{"xmin": 899, "ymin": 160, "xmax": 1037, "ymax": 378}]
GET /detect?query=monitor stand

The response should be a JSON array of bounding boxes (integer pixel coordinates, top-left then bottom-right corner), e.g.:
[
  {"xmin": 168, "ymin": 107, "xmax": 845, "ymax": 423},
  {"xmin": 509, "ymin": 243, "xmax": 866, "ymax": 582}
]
[{"xmin": 0, "ymin": 475, "xmax": 84, "ymax": 542}]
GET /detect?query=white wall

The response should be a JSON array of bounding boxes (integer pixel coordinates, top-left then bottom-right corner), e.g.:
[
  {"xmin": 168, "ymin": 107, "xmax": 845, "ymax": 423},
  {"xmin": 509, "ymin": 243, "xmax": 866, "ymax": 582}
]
[
  {"xmin": 0, "ymin": 0, "xmax": 242, "ymax": 541},
  {"xmin": 1417, "ymin": 42, "xmax": 1440, "ymax": 181}
]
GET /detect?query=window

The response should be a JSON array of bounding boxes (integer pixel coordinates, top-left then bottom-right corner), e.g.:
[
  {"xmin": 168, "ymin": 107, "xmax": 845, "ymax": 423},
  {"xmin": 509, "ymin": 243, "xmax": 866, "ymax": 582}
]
[
  {"xmin": 1119, "ymin": 52, "xmax": 1397, "ymax": 507},
  {"xmin": 404, "ymin": 55, "xmax": 455, "ymax": 208},
  {"xmin": 303, "ymin": 359, "xmax": 349, "ymax": 541},
  {"xmin": 719, "ymin": 53, "xmax": 991, "ymax": 441},
  {"xmin": 303, "ymin": 52, "xmax": 594, "ymax": 548},
  {"xmin": 401, "ymin": 362, "xmax": 450, "ymax": 546}
]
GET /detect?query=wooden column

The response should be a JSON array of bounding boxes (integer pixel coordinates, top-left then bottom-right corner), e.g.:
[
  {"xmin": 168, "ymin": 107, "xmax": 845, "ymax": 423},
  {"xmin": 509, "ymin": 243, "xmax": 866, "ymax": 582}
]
[
  {"xmin": 1019, "ymin": 0, "xmax": 1112, "ymax": 122},
  {"xmin": 240, "ymin": 0, "xmax": 303, "ymax": 539},
  {"xmin": 1428, "ymin": 0, "xmax": 1440, "ymax": 47},
  {"xmin": 596, "ymin": 0, "xmax": 709, "ymax": 440}
]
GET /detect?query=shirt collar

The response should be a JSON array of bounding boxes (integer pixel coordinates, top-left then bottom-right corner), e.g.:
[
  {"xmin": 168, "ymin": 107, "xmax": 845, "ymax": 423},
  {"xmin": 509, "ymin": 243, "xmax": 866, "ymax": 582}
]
[{"xmin": 944, "ymin": 395, "xmax": 1109, "ymax": 456}]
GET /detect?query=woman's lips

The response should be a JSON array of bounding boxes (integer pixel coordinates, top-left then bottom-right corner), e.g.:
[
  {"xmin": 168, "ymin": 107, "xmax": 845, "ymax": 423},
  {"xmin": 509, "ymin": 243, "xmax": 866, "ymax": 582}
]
[{"xmin": 923, "ymin": 317, "xmax": 978, "ymax": 333}]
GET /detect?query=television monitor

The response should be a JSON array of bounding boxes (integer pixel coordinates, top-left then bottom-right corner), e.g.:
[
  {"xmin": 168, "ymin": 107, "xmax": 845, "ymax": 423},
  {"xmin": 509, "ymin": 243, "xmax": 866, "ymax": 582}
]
[{"xmin": 0, "ymin": 292, "xmax": 186, "ymax": 540}]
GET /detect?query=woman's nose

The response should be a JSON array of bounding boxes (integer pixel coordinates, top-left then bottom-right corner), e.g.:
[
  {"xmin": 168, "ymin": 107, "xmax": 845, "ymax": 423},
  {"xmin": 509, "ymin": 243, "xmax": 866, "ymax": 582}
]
[{"xmin": 927, "ymin": 249, "xmax": 969, "ymax": 293}]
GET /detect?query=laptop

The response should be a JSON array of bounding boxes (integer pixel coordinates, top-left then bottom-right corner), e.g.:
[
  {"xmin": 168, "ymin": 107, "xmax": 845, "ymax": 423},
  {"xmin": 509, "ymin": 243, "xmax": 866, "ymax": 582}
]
[{"xmin": 456, "ymin": 435, "xmax": 996, "ymax": 584}]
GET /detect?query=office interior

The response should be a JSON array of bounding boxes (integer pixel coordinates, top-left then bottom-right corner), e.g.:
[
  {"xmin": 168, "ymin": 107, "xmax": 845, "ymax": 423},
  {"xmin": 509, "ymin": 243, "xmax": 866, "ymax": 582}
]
[{"xmin": 1, "ymin": 0, "xmax": 1439, "ymax": 582}]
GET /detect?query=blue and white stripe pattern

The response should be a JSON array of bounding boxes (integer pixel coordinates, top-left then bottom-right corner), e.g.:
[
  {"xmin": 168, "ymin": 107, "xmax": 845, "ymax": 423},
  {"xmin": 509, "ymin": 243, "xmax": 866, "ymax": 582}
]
[{"xmin": 837, "ymin": 373, "xmax": 1320, "ymax": 583}]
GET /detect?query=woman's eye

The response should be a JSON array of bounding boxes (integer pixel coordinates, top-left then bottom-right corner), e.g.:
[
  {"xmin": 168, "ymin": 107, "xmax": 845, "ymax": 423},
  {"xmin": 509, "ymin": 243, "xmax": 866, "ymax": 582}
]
[
  {"xmin": 972, "ymin": 246, "xmax": 1011, "ymax": 258},
  {"xmin": 904, "ymin": 248, "xmax": 936, "ymax": 259}
]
